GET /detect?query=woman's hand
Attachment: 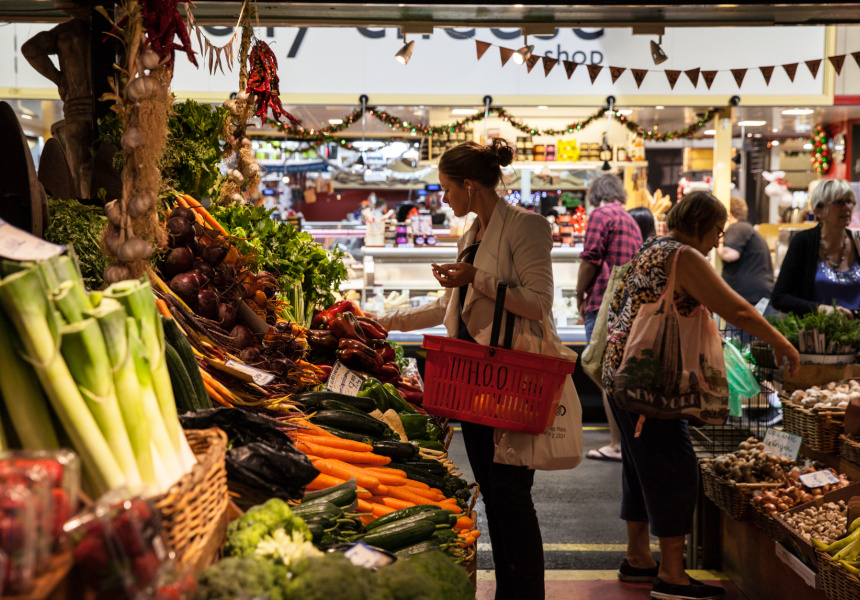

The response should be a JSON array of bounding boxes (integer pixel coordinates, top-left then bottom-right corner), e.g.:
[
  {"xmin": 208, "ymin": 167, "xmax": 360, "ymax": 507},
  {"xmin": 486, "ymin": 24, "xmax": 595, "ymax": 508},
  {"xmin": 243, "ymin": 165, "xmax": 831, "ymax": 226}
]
[
  {"xmin": 774, "ymin": 339, "xmax": 800, "ymax": 378},
  {"xmin": 432, "ymin": 263, "xmax": 477, "ymax": 288},
  {"xmin": 818, "ymin": 304, "xmax": 854, "ymax": 319}
]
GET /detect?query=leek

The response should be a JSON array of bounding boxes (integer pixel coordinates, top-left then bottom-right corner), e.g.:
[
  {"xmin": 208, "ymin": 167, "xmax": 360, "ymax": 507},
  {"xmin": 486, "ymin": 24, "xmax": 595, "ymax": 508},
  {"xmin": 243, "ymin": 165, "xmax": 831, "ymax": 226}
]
[
  {"xmin": 105, "ymin": 280, "xmax": 196, "ymax": 472},
  {"xmin": 60, "ymin": 318, "xmax": 142, "ymax": 488},
  {"xmin": 53, "ymin": 280, "xmax": 91, "ymax": 324},
  {"xmin": 0, "ymin": 310, "xmax": 60, "ymax": 449},
  {"xmin": 0, "ymin": 268, "xmax": 126, "ymax": 494}
]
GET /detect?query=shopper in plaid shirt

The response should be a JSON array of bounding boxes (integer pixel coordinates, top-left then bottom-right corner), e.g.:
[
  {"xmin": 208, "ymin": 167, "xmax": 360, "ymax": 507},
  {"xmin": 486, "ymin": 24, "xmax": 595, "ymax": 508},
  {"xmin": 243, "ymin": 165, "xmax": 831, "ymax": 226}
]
[{"xmin": 577, "ymin": 173, "xmax": 642, "ymax": 463}]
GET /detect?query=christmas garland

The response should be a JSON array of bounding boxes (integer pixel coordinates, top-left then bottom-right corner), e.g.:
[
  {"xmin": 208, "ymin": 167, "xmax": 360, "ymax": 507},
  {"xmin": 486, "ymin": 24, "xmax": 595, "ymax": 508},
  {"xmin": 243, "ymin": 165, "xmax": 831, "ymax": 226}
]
[{"xmin": 810, "ymin": 124, "xmax": 831, "ymax": 175}]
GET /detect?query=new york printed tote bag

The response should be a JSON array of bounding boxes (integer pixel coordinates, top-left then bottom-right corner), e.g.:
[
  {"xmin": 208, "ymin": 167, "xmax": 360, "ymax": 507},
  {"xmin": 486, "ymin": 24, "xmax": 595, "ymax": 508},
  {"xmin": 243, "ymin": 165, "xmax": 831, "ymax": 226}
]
[{"xmin": 612, "ymin": 247, "xmax": 730, "ymax": 426}]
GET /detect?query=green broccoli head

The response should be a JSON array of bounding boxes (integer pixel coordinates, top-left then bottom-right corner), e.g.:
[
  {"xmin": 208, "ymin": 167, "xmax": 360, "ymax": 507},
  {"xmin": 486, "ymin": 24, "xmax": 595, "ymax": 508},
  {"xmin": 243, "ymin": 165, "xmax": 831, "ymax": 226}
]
[
  {"xmin": 197, "ymin": 556, "xmax": 288, "ymax": 600},
  {"xmin": 374, "ymin": 559, "xmax": 438, "ymax": 600},
  {"xmin": 226, "ymin": 522, "xmax": 269, "ymax": 557},
  {"xmin": 382, "ymin": 550, "xmax": 474, "ymax": 600},
  {"xmin": 227, "ymin": 499, "xmax": 309, "ymax": 555},
  {"xmin": 285, "ymin": 554, "xmax": 383, "ymax": 600}
]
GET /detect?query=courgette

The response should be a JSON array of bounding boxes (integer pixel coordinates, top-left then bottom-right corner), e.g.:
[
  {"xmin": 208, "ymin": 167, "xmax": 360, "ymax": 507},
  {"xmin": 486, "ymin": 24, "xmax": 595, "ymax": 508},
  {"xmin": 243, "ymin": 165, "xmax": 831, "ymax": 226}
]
[
  {"xmin": 318, "ymin": 398, "xmax": 366, "ymax": 415},
  {"xmin": 162, "ymin": 316, "xmax": 210, "ymax": 409},
  {"xmin": 371, "ymin": 440, "xmax": 418, "ymax": 460},
  {"xmin": 394, "ymin": 540, "xmax": 442, "ymax": 559},
  {"xmin": 359, "ymin": 518, "xmax": 436, "ymax": 551},
  {"xmin": 294, "ymin": 391, "xmax": 376, "ymax": 412},
  {"xmin": 301, "ymin": 488, "xmax": 358, "ymax": 509},
  {"xmin": 315, "ymin": 424, "xmax": 378, "ymax": 445},
  {"xmin": 291, "ymin": 501, "xmax": 343, "ymax": 524},
  {"xmin": 400, "ymin": 459, "xmax": 449, "ymax": 477},
  {"xmin": 310, "ymin": 409, "xmax": 395, "ymax": 439},
  {"xmin": 364, "ymin": 505, "xmax": 447, "ymax": 532},
  {"xmin": 165, "ymin": 343, "xmax": 199, "ymax": 412},
  {"xmin": 395, "ymin": 464, "xmax": 449, "ymax": 492}
]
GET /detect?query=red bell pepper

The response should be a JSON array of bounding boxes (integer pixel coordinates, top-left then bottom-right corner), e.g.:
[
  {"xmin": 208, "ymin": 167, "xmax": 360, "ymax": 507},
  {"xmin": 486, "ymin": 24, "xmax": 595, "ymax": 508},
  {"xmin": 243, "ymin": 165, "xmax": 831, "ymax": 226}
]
[{"xmin": 311, "ymin": 300, "xmax": 355, "ymax": 329}]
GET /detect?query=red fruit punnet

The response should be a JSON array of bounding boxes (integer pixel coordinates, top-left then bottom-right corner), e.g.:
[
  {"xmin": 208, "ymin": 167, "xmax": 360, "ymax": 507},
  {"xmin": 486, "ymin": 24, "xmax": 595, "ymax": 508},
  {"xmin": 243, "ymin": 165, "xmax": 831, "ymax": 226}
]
[
  {"xmin": 111, "ymin": 513, "xmax": 145, "ymax": 557},
  {"xmin": 51, "ymin": 488, "xmax": 69, "ymax": 539},
  {"xmin": 156, "ymin": 582, "xmax": 183, "ymax": 600},
  {"xmin": 73, "ymin": 536, "xmax": 110, "ymax": 575},
  {"xmin": 127, "ymin": 499, "xmax": 153, "ymax": 527},
  {"xmin": 179, "ymin": 573, "xmax": 198, "ymax": 597},
  {"xmin": 132, "ymin": 552, "xmax": 161, "ymax": 585}
]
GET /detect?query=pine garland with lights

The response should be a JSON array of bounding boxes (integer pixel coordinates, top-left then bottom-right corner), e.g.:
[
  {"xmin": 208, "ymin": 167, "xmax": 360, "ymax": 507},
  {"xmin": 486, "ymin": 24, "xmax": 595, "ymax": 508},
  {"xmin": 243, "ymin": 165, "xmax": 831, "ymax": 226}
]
[
  {"xmin": 615, "ymin": 108, "xmax": 720, "ymax": 141},
  {"xmin": 810, "ymin": 124, "xmax": 831, "ymax": 175}
]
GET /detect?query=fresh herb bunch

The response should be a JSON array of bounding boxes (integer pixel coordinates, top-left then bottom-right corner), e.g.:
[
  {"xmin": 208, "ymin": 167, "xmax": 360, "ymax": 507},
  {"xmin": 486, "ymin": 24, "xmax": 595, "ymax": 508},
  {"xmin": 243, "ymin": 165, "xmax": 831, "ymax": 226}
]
[
  {"xmin": 43, "ymin": 197, "xmax": 109, "ymax": 289},
  {"xmin": 766, "ymin": 307, "xmax": 860, "ymax": 351},
  {"xmin": 97, "ymin": 99, "xmax": 228, "ymax": 200},
  {"xmin": 209, "ymin": 204, "xmax": 348, "ymax": 323}
]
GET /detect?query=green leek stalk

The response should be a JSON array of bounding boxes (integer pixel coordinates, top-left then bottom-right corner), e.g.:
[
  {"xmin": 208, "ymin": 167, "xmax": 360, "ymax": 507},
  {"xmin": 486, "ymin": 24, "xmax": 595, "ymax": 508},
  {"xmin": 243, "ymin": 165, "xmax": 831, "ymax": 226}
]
[
  {"xmin": 0, "ymin": 268, "xmax": 126, "ymax": 494},
  {"xmin": 0, "ymin": 311, "xmax": 60, "ymax": 449},
  {"xmin": 128, "ymin": 321, "xmax": 185, "ymax": 488},
  {"xmin": 60, "ymin": 318, "xmax": 142, "ymax": 488},
  {"xmin": 53, "ymin": 280, "xmax": 91, "ymax": 324},
  {"xmin": 87, "ymin": 300, "xmax": 160, "ymax": 491},
  {"xmin": 105, "ymin": 280, "xmax": 196, "ymax": 472}
]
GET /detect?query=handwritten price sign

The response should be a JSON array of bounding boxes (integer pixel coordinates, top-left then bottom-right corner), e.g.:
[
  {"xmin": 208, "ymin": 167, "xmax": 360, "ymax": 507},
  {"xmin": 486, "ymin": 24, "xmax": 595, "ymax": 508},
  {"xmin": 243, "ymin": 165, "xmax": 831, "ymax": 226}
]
[
  {"xmin": 763, "ymin": 428, "xmax": 802, "ymax": 461},
  {"xmin": 327, "ymin": 361, "xmax": 364, "ymax": 396},
  {"xmin": 798, "ymin": 470, "xmax": 841, "ymax": 489}
]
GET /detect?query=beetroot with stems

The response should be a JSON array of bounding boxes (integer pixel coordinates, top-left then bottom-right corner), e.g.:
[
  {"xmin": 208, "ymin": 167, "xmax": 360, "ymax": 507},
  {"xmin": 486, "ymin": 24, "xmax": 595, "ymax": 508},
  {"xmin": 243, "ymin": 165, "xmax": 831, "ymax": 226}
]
[
  {"xmin": 239, "ymin": 347, "xmax": 262, "ymax": 364},
  {"xmin": 169, "ymin": 272, "xmax": 200, "ymax": 307},
  {"xmin": 163, "ymin": 247, "xmax": 195, "ymax": 278},
  {"xmin": 218, "ymin": 302, "xmax": 238, "ymax": 330},
  {"xmin": 168, "ymin": 206, "xmax": 197, "ymax": 224},
  {"xmin": 185, "ymin": 268, "xmax": 209, "ymax": 288},
  {"xmin": 217, "ymin": 264, "xmax": 236, "ymax": 288},
  {"xmin": 166, "ymin": 217, "xmax": 194, "ymax": 248},
  {"xmin": 201, "ymin": 244, "xmax": 228, "ymax": 268},
  {"xmin": 194, "ymin": 260, "xmax": 216, "ymax": 283},
  {"xmin": 186, "ymin": 237, "xmax": 200, "ymax": 257},
  {"xmin": 230, "ymin": 324, "xmax": 255, "ymax": 350},
  {"xmin": 196, "ymin": 288, "xmax": 219, "ymax": 320}
]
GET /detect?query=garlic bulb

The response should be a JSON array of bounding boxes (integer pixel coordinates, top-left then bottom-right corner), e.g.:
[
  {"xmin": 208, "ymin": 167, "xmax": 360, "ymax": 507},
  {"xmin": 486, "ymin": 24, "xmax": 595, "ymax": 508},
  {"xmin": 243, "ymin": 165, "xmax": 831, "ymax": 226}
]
[
  {"xmin": 140, "ymin": 48, "xmax": 163, "ymax": 70},
  {"xmin": 104, "ymin": 261, "xmax": 133, "ymax": 285},
  {"xmin": 126, "ymin": 75, "xmax": 159, "ymax": 101},
  {"xmin": 228, "ymin": 169, "xmax": 245, "ymax": 185},
  {"xmin": 242, "ymin": 162, "xmax": 260, "ymax": 179},
  {"xmin": 128, "ymin": 191, "xmax": 157, "ymax": 218},
  {"xmin": 104, "ymin": 200, "xmax": 123, "ymax": 227},
  {"xmin": 104, "ymin": 226, "xmax": 123, "ymax": 255},
  {"xmin": 231, "ymin": 193, "xmax": 244, "ymax": 204},
  {"xmin": 236, "ymin": 90, "xmax": 251, "ymax": 101},
  {"xmin": 116, "ymin": 237, "xmax": 153, "ymax": 262},
  {"xmin": 224, "ymin": 99, "xmax": 239, "ymax": 114},
  {"xmin": 240, "ymin": 138, "xmax": 253, "ymax": 149},
  {"xmin": 122, "ymin": 127, "xmax": 143, "ymax": 151}
]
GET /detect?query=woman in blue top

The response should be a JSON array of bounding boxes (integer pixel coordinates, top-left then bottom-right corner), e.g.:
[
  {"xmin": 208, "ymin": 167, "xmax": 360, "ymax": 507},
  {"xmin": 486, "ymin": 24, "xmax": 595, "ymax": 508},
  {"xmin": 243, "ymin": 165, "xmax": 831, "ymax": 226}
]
[{"xmin": 772, "ymin": 179, "xmax": 860, "ymax": 317}]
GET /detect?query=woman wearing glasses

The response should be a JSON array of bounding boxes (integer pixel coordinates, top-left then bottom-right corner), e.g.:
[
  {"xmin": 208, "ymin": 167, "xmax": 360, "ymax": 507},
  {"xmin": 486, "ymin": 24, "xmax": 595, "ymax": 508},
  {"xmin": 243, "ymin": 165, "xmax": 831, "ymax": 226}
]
[{"xmin": 772, "ymin": 179, "xmax": 860, "ymax": 317}]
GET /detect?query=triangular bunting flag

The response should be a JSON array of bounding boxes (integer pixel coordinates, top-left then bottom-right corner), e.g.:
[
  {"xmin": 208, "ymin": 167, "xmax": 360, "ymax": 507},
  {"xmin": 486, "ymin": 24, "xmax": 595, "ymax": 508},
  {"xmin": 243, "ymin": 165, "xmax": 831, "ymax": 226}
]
[
  {"xmin": 806, "ymin": 59, "xmax": 822, "ymax": 79},
  {"xmin": 476, "ymin": 40, "xmax": 491, "ymax": 61},
  {"xmin": 760, "ymin": 66, "xmax": 775, "ymax": 85},
  {"xmin": 731, "ymin": 68, "xmax": 747, "ymax": 88},
  {"xmin": 609, "ymin": 66, "xmax": 626, "ymax": 83},
  {"xmin": 665, "ymin": 70, "xmax": 681, "ymax": 89},
  {"xmin": 783, "ymin": 62, "xmax": 799, "ymax": 82},
  {"xmin": 500, "ymin": 47, "xmax": 515, "ymax": 67},
  {"xmin": 587, "ymin": 63, "xmax": 603, "ymax": 84},
  {"xmin": 685, "ymin": 68, "xmax": 700, "ymax": 88},
  {"xmin": 526, "ymin": 54, "xmax": 540, "ymax": 73},
  {"xmin": 631, "ymin": 68, "xmax": 648, "ymax": 88},
  {"xmin": 542, "ymin": 56, "xmax": 558, "ymax": 77},
  {"xmin": 701, "ymin": 70, "xmax": 718, "ymax": 89},
  {"xmin": 829, "ymin": 54, "xmax": 846, "ymax": 75},
  {"xmin": 214, "ymin": 47, "xmax": 224, "ymax": 75},
  {"xmin": 852, "ymin": 52, "xmax": 860, "ymax": 69},
  {"xmin": 563, "ymin": 60, "xmax": 578, "ymax": 79}
]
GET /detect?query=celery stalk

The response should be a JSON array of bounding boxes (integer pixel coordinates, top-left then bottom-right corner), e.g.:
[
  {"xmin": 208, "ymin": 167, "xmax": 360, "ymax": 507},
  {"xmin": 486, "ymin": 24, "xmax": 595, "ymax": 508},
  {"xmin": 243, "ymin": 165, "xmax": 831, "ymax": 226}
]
[
  {"xmin": 87, "ymin": 300, "xmax": 158, "ymax": 491},
  {"xmin": 0, "ymin": 311, "xmax": 60, "ymax": 449},
  {"xmin": 0, "ymin": 268, "xmax": 126, "ymax": 494},
  {"xmin": 60, "ymin": 318, "xmax": 142, "ymax": 488}
]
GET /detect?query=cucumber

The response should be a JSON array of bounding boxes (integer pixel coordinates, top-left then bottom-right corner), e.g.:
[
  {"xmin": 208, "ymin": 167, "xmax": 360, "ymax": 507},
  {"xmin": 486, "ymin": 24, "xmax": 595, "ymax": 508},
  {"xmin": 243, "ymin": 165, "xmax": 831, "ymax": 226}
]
[
  {"xmin": 315, "ymin": 425, "xmax": 378, "ymax": 445},
  {"xmin": 306, "ymin": 522, "xmax": 324, "ymax": 543},
  {"xmin": 318, "ymin": 399, "xmax": 366, "ymax": 415},
  {"xmin": 165, "ymin": 343, "xmax": 198, "ymax": 412},
  {"xmin": 301, "ymin": 488, "xmax": 358, "ymax": 509},
  {"xmin": 310, "ymin": 409, "xmax": 393, "ymax": 439},
  {"xmin": 371, "ymin": 440, "xmax": 418, "ymax": 460},
  {"xmin": 364, "ymin": 505, "xmax": 447, "ymax": 532},
  {"xmin": 359, "ymin": 519, "xmax": 436, "ymax": 551},
  {"xmin": 400, "ymin": 459, "xmax": 449, "ymax": 477},
  {"xmin": 162, "ymin": 316, "xmax": 210, "ymax": 409},
  {"xmin": 294, "ymin": 391, "xmax": 376, "ymax": 412},
  {"xmin": 395, "ymin": 464, "xmax": 449, "ymax": 492},
  {"xmin": 291, "ymin": 501, "xmax": 343, "ymax": 524},
  {"xmin": 394, "ymin": 540, "xmax": 442, "ymax": 559}
]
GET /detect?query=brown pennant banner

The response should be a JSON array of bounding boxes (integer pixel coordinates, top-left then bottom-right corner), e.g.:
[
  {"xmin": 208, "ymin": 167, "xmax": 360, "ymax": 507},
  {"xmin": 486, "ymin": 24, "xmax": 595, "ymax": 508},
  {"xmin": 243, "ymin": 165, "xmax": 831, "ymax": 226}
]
[
  {"xmin": 852, "ymin": 52, "xmax": 860, "ymax": 69},
  {"xmin": 499, "ymin": 47, "xmax": 515, "ymax": 67},
  {"xmin": 806, "ymin": 59, "xmax": 822, "ymax": 79},
  {"xmin": 759, "ymin": 66, "xmax": 775, "ymax": 85},
  {"xmin": 701, "ymin": 70, "xmax": 718, "ymax": 89},
  {"xmin": 829, "ymin": 54, "xmax": 846, "ymax": 75},
  {"xmin": 476, "ymin": 40, "xmax": 491, "ymax": 61},
  {"xmin": 731, "ymin": 68, "xmax": 747, "ymax": 88},
  {"xmin": 563, "ymin": 60, "xmax": 578, "ymax": 79},
  {"xmin": 526, "ymin": 54, "xmax": 540, "ymax": 73},
  {"xmin": 631, "ymin": 68, "xmax": 648, "ymax": 88},
  {"xmin": 587, "ymin": 63, "xmax": 603, "ymax": 83},
  {"xmin": 783, "ymin": 62, "xmax": 799, "ymax": 82},
  {"xmin": 665, "ymin": 70, "xmax": 681, "ymax": 89},
  {"xmin": 684, "ymin": 68, "xmax": 700, "ymax": 88},
  {"xmin": 542, "ymin": 56, "xmax": 558, "ymax": 77},
  {"xmin": 609, "ymin": 66, "xmax": 626, "ymax": 83}
]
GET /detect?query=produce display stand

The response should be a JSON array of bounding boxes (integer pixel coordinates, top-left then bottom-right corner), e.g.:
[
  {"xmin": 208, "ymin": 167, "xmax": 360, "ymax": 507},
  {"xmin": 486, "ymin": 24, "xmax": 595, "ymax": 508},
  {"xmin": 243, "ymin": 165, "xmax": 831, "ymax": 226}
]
[
  {"xmin": 816, "ymin": 549, "xmax": 860, "ymax": 600},
  {"xmin": 782, "ymin": 403, "xmax": 844, "ymax": 454},
  {"xmin": 700, "ymin": 465, "xmax": 782, "ymax": 521}
]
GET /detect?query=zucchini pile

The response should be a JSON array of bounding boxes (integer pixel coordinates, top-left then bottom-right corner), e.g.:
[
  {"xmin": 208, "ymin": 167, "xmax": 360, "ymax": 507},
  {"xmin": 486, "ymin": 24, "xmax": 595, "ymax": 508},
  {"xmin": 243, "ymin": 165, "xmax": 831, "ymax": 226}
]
[{"xmin": 162, "ymin": 316, "xmax": 212, "ymax": 411}]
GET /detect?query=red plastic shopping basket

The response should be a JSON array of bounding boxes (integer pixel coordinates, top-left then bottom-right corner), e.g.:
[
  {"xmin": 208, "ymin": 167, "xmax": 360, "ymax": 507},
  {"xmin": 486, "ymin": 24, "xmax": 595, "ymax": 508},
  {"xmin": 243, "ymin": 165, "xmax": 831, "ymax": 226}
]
[{"xmin": 421, "ymin": 283, "xmax": 577, "ymax": 434}]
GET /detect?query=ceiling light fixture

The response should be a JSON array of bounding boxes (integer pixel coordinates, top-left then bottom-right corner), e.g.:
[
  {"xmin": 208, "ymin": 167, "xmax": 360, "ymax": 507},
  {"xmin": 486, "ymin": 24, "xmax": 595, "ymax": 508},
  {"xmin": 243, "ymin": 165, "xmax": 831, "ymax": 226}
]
[
  {"xmin": 451, "ymin": 109, "xmax": 480, "ymax": 115},
  {"xmin": 650, "ymin": 34, "xmax": 668, "ymax": 65},
  {"xmin": 655, "ymin": 105, "xmax": 665, "ymax": 110},
  {"xmin": 781, "ymin": 108, "xmax": 814, "ymax": 115},
  {"xmin": 771, "ymin": 140, "xmax": 780, "ymax": 146},
  {"xmin": 512, "ymin": 36, "xmax": 534, "ymax": 65},
  {"xmin": 803, "ymin": 143, "xmax": 813, "ymax": 150},
  {"xmin": 738, "ymin": 120, "xmax": 766, "ymax": 126},
  {"xmin": 328, "ymin": 119, "xmax": 343, "ymax": 125},
  {"xmin": 617, "ymin": 109, "xmax": 633, "ymax": 115},
  {"xmin": 703, "ymin": 129, "xmax": 716, "ymax": 135},
  {"xmin": 395, "ymin": 35, "xmax": 415, "ymax": 65},
  {"xmin": 537, "ymin": 105, "xmax": 548, "ymax": 110},
  {"xmin": 20, "ymin": 114, "xmax": 33, "ymax": 120}
]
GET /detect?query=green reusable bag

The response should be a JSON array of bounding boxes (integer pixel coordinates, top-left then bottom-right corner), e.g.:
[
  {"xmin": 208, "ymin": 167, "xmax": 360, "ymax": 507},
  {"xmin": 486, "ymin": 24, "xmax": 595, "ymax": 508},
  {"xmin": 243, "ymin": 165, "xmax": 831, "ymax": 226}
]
[{"xmin": 723, "ymin": 341, "xmax": 761, "ymax": 417}]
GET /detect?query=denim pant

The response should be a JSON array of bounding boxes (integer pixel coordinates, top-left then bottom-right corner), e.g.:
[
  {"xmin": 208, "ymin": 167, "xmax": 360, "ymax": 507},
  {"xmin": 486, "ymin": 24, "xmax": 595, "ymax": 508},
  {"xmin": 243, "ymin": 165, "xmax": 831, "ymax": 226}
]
[
  {"xmin": 583, "ymin": 310, "xmax": 599, "ymax": 344},
  {"xmin": 460, "ymin": 421, "xmax": 544, "ymax": 600}
]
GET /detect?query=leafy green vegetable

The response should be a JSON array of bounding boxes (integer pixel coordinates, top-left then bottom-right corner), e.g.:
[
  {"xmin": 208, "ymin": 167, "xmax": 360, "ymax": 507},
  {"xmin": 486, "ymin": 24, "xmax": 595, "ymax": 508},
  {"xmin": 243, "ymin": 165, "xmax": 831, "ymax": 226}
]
[
  {"xmin": 43, "ymin": 198, "xmax": 108, "ymax": 290},
  {"xmin": 209, "ymin": 204, "xmax": 348, "ymax": 324},
  {"xmin": 197, "ymin": 556, "xmax": 289, "ymax": 600},
  {"xmin": 373, "ymin": 550, "xmax": 473, "ymax": 600},
  {"xmin": 767, "ymin": 307, "xmax": 860, "ymax": 352}
]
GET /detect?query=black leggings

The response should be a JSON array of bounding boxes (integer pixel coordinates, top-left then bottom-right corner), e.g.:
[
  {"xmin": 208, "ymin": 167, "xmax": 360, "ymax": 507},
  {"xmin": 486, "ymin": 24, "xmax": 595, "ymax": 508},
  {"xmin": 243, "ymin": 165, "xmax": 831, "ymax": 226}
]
[{"xmin": 460, "ymin": 421, "xmax": 544, "ymax": 600}]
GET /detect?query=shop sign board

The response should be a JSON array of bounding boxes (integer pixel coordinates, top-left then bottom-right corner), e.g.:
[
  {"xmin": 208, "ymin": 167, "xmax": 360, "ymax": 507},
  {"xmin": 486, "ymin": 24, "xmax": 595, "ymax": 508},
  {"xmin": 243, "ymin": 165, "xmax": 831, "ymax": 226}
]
[{"xmin": 0, "ymin": 24, "xmax": 829, "ymax": 101}]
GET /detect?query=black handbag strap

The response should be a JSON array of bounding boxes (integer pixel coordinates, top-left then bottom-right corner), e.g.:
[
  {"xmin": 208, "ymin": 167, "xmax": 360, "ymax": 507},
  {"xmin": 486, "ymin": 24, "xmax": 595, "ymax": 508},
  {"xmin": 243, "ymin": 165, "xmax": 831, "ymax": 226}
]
[{"xmin": 490, "ymin": 282, "xmax": 516, "ymax": 350}]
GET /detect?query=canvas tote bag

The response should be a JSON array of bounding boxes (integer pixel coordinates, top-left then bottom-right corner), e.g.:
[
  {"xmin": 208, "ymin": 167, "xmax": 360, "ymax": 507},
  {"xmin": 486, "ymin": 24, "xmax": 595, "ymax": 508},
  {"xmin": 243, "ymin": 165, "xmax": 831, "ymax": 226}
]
[
  {"xmin": 493, "ymin": 309, "xmax": 584, "ymax": 470},
  {"xmin": 580, "ymin": 261, "xmax": 631, "ymax": 386},
  {"xmin": 612, "ymin": 247, "xmax": 730, "ymax": 426}
]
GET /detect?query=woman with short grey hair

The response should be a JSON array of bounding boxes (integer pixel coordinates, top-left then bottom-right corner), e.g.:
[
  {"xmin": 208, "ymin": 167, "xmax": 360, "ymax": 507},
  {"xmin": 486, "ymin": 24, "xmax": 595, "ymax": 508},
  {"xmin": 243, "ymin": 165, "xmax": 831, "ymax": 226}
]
[{"xmin": 772, "ymin": 179, "xmax": 860, "ymax": 316}]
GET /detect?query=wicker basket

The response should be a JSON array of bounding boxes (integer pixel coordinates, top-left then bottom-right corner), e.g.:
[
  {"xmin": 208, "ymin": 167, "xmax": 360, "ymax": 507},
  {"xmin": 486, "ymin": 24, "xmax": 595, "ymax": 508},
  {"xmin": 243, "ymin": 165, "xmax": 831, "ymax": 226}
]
[
  {"xmin": 700, "ymin": 465, "xmax": 782, "ymax": 521},
  {"xmin": 463, "ymin": 482, "xmax": 480, "ymax": 588},
  {"xmin": 816, "ymin": 549, "xmax": 860, "ymax": 600},
  {"xmin": 750, "ymin": 505, "xmax": 788, "ymax": 542},
  {"xmin": 839, "ymin": 434, "xmax": 860, "ymax": 466},
  {"xmin": 154, "ymin": 428, "xmax": 229, "ymax": 569},
  {"xmin": 782, "ymin": 402, "xmax": 843, "ymax": 454}
]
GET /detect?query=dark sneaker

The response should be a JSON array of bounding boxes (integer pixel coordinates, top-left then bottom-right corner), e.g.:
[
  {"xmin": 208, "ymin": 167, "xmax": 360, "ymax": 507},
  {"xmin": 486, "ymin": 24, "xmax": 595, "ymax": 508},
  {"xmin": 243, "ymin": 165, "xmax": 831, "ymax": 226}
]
[
  {"xmin": 650, "ymin": 576, "xmax": 726, "ymax": 600},
  {"xmin": 617, "ymin": 558, "xmax": 660, "ymax": 582}
]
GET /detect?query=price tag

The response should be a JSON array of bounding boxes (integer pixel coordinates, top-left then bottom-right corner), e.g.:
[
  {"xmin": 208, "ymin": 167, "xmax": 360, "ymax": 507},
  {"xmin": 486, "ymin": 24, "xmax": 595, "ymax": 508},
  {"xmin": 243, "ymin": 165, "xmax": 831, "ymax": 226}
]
[
  {"xmin": 343, "ymin": 541, "xmax": 394, "ymax": 569},
  {"xmin": 222, "ymin": 359, "xmax": 275, "ymax": 386},
  {"xmin": 798, "ymin": 469, "xmax": 841, "ymax": 489},
  {"xmin": 763, "ymin": 428, "xmax": 802, "ymax": 460},
  {"xmin": 0, "ymin": 220, "xmax": 65, "ymax": 261},
  {"xmin": 327, "ymin": 361, "xmax": 363, "ymax": 396}
]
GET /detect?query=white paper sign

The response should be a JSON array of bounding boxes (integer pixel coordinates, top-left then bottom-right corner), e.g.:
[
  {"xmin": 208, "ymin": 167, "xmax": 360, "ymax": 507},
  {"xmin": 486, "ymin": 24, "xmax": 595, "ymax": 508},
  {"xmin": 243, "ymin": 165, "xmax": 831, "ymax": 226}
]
[
  {"xmin": 775, "ymin": 541, "xmax": 817, "ymax": 588},
  {"xmin": 326, "ymin": 361, "xmax": 364, "ymax": 396},
  {"xmin": 0, "ymin": 220, "xmax": 65, "ymax": 261},
  {"xmin": 343, "ymin": 541, "xmax": 395, "ymax": 569},
  {"xmin": 798, "ymin": 470, "xmax": 841, "ymax": 489},
  {"xmin": 223, "ymin": 359, "xmax": 276, "ymax": 386},
  {"xmin": 763, "ymin": 428, "xmax": 802, "ymax": 460}
]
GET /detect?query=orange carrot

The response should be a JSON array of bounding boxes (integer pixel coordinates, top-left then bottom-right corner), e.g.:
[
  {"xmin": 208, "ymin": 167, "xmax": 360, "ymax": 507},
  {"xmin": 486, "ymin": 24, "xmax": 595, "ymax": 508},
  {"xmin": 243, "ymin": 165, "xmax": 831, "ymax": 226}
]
[
  {"xmin": 155, "ymin": 298, "xmax": 172, "ymax": 320},
  {"xmin": 356, "ymin": 469, "xmax": 408, "ymax": 487},
  {"xmin": 183, "ymin": 194, "xmax": 228, "ymax": 236},
  {"xmin": 293, "ymin": 435, "xmax": 373, "ymax": 453},
  {"xmin": 306, "ymin": 472, "xmax": 347, "ymax": 490},
  {"xmin": 372, "ymin": 503, "xmax": 396, "ymax": 518},
  {"xmin": 403, "ymin": 478, "xmax": 430, "ymax": 490},
  {"xmin": 175, "ymin": 194, "xmax": 188, "ymax": 208},
  {"xmin": 364, "ymin": 466, "xmax": 408, "ymax": 479},
  {"xmin": 386, "ymin": 486, "xmax": 443, "ymax": 507},
  {"xmin": 455, "ymin": 515, "xmax": 474, "ymax": 530},
  {"xmin": 359, "ymin": 514, "xmax": 374, "ymax": 525},
  {"xmin": 379, "ymin": 497, "xmax": 414, "ymax": 510},
  {"xmin": 203, "ymin": 380, "xmax": 231, "ymax": 407},
  {"xmin": 374, "ymin": 484, "xmax": 390, "ymax": 496},
  {"xmin": 292, "ymin": 421, "xmax": 336, "ymax": 438},
  {"xmin": 312, "ymin": 459, "xmax": 381, "ymax": 490},
  {"xmin": 404, "ymin": 486, "xmax": 446, "ymax": 502},
  {"xmin": 356, "ymin": 498, "xmax": 374, "ymax": 513},
  {"xmin": 296, "ymin": 441, "xmax": 391, "ymax": 465}
]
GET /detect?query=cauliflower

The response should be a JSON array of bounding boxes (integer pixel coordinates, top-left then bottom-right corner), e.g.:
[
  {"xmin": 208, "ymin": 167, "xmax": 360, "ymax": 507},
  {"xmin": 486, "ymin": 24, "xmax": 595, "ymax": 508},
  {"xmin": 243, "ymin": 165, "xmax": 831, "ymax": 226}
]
[
  {"xmin": 255, "ymin": 528, "xmax": 322, "ymax": 567},
  {"xmin": 226, "ymin": 499, "xmax": 312, "ymax": 558}
]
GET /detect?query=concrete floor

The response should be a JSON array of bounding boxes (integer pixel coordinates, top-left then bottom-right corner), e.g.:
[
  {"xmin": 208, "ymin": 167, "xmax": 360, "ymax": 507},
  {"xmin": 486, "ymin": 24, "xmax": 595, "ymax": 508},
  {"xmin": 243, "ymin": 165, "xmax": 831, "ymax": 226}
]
[{"xmin": 447, "ymin": 425, "xmax": 749, "ymax": 600}]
